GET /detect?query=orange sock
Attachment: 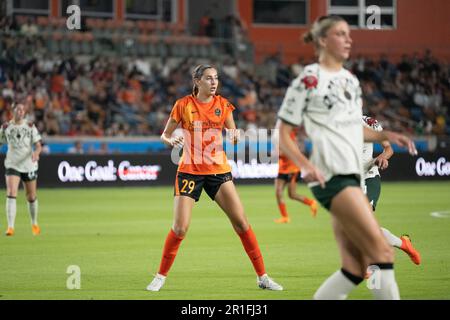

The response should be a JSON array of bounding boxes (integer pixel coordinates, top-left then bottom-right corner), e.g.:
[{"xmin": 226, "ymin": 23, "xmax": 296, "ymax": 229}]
[
  {"xmin": 303, "ymin": 197, "xmax": 314, "ymax": 206},
  {"xmin": 237, "ymin": 226, "xmax": 266, "ymax": 277},
  {"xmin": 278, "ymin": 203, "xmax": 289, "ymax": 218},
  {"xmin": 158, "ymin": 229, "xmax": 185, "ymax": 276}
]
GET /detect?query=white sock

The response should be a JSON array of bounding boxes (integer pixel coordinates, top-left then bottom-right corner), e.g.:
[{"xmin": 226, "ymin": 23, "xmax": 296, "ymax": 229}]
[
  {"xmin": 368, "ymin": 264, "xmax": 400, "ymax": 300},
  {"xmin": 6, "ymin": 197, "xmax": 17, "ymax": 229},
  {"xmin": 28, "ymin": 199, "xmax": 38, "ymax": 225},
  {"xmin": 314, "ymin": 269, "xmax": 362, "ymax": 300},
  {"xmin": 381, "ymin": 227, "xmax": 402, "ymax": 248}
]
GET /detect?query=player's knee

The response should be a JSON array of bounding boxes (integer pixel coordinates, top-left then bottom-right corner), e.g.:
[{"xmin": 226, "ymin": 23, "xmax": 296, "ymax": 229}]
[
  {"xmin": 7, "ymin": 190, "xmax": 17, "ymax": 198},
  {"xmin": 233, "ymin": 221, "xmax": 249, "ymax": 234},
  {"xmin": 287, "ymin": 190, "xmax": 296, "ymax": 199},
  {"xmin": 275, "ymin": 190, "xmax": 283, "ymax": 199},
  {"xmin": 172, "ymin": 226, "xmax": 189, "ymax": 237}
]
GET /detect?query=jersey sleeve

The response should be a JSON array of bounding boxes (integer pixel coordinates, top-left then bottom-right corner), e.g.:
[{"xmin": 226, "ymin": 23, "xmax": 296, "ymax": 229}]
[
  {"xmin": 169, "ymin": 99, "xmax": 184, "ymax": 123},
  {"xmin": 31, "ymin": 125, "xmax": 42, "ymax": 144},
  {"xmin": 223, "ymin": 99, "xmax": 235, "ymax": 119},
  {"xmin": 277, "ymin": 77, "xmax": 308, "ymax": 127}
]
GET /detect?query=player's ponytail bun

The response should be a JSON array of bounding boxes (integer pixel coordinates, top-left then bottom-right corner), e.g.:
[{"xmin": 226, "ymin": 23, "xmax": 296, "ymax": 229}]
[
  {"xmin": 304, "ymin": 15, "xmax": 346, "ymax": 52},
  {"xmin": 303, "ymin": 31, "xmax": 314, "ymax": 44}
]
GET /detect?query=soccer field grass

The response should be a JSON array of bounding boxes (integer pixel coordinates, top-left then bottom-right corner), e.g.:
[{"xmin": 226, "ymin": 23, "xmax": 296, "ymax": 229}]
[{"xmin": 1, "ymin": 181, "xmax": 449, "ymax": 300}]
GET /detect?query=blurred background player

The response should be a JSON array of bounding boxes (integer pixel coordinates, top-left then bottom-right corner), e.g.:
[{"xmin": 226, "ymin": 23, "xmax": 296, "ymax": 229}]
[
  {"xmin": 362, "ymin": 115, "xmax": 421, "ymax": 265},
  {"xmin": 0, "ymin": 100, "xmax": 42, "ymax": 236},
  {"xmin": 146, "ymin": 64, "xmax": 282, "ymax": 292},
  {"xmin": 274, "ymin": 123, "xmax": 317, "ymax": 224},
  {"xmin": 277, "ymin": 15, "xmax": 418, "ymax": 300}
]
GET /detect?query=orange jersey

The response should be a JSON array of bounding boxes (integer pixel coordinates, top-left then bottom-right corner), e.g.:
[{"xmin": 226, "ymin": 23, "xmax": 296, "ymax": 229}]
[
  {"xmin": 278, "ymin": 129, "xmax": 301, "ymax": 174},
  {"xmin": 170, "ymin": 94, "xmax": 235, "ymax": 175}
]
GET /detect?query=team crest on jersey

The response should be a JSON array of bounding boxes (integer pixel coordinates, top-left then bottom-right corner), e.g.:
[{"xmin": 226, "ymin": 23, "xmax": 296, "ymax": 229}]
[
  {"xmin": 214, "ymin": 108, "xmax": 221, "ymax": 116},
  {"xmin": 301, "ymin": 75, "xmax": 318, "ymax": 90},
  {"xmin": 363, "ymin": 116, "xmax": 381, "ymax": 130}
]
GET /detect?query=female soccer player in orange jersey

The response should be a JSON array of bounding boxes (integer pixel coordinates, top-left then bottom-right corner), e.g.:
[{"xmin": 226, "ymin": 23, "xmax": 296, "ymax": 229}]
[
  {"xmin": 146, "ymin": 64, "xmax": 283, "ymax": 292},
  {"xmin": 274, "ymin": 124, "xmax": 317, "ymax": 224}
]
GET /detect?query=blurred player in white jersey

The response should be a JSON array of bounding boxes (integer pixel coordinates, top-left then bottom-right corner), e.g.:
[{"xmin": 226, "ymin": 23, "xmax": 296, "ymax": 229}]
[
  {"xmin": 362, "ymin": 116, "xmax": 421, "ymax": 265},
  {"xmin": 278, "ymin": 15, "xmax": 417, "ymax": 300},
  {"xmin": 0, "ymin": 101, "xmax": 42, "ymax": 236}
]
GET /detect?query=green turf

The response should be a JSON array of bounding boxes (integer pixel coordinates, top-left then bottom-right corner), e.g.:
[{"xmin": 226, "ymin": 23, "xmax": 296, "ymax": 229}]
[{"xmin": 0, "ymin": 181, "xmax": 449, "ymax": 300}]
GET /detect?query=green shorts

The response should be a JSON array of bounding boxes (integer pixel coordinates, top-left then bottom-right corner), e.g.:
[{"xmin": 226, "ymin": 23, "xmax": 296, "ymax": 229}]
[
  {"xmin": 5, "ymin": 168, "xmax": 38, "ymax": 182},
  {"xmin": 364, "ymin": 176, "xmax": 381, "ymax": 211},
  {"xmin": 311, "ymin": 175, "xmax": 360, "ymax": 211}
]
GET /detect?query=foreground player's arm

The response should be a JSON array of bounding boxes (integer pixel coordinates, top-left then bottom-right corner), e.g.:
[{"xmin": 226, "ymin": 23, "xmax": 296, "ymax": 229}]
[
  {"xmin": 32, "ymin": 141, "xmax": 42, "ymax": 162},
  {"xmin": 161, "ymin": 118, "xmax": 183, "ymax": 148},
  {"xmin": 363, "ymin": 126, "xmax": 417, "ymax": 156},
  {"xmin": 279, "ymin": 121, "xmax": 325, "ymax": 187},
  {"xmin": 224, "ymin": 112, "xmax": 240, "ymax": 144},
  {"xmin": 374, "ymin": 140, "xmax": 393, "ymax": 170}
]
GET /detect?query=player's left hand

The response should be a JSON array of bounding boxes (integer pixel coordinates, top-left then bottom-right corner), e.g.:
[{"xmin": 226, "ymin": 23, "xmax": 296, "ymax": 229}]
[
  {"xmin": 374, "ymin": 155, "xmax": 389, "ymax": 170},
  {"xmin": 385, "ymin": 131, "xmax": 418, "ymax": 156},
  {"xmin": 32, "ymin": 152, "xmax": 39, "ymax": 162}
]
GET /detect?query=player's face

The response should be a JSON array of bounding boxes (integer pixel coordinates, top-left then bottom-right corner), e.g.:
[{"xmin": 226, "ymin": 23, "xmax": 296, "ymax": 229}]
[
  {"xmin": 13, "ymin": 104, "xmax": 26, "ymax": 120},
  {"xmin": 196, "ymin": 68, "xmax": 218, "ymax": 96},
  {"xmin": 322, "ymin": 21, "xmax": 352, "ymax": 62}
]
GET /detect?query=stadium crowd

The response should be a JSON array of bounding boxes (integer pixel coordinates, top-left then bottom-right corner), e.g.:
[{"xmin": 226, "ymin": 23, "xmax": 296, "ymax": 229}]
[{"xmin": 0, "ymin": 17, "xmax": 449, "ymax": 138}]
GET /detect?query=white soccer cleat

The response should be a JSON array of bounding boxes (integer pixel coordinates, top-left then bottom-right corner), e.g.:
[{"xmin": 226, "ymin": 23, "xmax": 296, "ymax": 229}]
[
  {"xmin": 146, "ymin": 273, "xmax": 166, "ymax": 292},
  {"xmin": 257, "ymin": 274, "xmax": 283, "ymax": 291}
]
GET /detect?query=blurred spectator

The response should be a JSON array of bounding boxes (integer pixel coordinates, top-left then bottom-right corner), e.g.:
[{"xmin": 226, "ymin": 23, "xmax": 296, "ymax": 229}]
[
  {"xmin": 199, "ymin": 11, "xmax": 216, "ymax": 37},
  {"xmin": 68, "ymin": 140, "xmax": 84, "ymax": 154},
  {"xmin": 0, "ymin": 26, "xmax": 449, "ymax": 138},
  {"xmin": 20, "ymin": 17, "xmax": 38, "ymax": 38},
  {"xmin": 97, "ymin": 142, "xmax": 110, "ymax": 154},
  {"xmin": 41, "ymin": 142, "xmax": 51, "ymax": 154}
]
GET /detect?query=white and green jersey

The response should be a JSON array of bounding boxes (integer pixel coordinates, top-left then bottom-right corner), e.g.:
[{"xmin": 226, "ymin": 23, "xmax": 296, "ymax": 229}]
[
  {"xmin": 277, "ymin": 63, "xmax": 364, "ymax": 187},
  {"xmin": 362, "ymin": 116, "xmax": 383, "ymax": 179},
  {"xmin": 0, "ymin": 120, "xmax": 42, "ymax": 173}
]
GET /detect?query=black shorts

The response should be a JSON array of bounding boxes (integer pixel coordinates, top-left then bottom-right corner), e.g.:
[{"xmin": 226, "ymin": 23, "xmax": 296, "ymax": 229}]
[
  {"xmin": 174, "ymin": 172, "xmax": 233, "ymax": 202},
  {"xmin": 277, "ymin": 172, "xmax": 301, "ymax": 183},
  {"xmin": 5, "ymin": 168, "xmax": 38, "ymax": 182}
]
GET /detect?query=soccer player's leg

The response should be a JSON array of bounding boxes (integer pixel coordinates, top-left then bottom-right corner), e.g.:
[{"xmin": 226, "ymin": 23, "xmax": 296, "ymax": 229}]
[
  {"xmin": 287, "ymin": 173, "xmax": 317, "ymax": 218},
  {"xmin": 314, "ymin": 215, "xmax": 365, "ymax": 299},
  {"xmin": 366, "ymin": 177, "xmax": 421, "ymax": 265},
  {"xmin": 211, "ymin": 175, "xmax": 282, "ymax": 291},
  {"xmin": 147, "ymin": 173, "xmax": 201, "ymax": 292},
  {"xmin": 329, "ymin": 186, "xmax": 399, "ymax": 300},
  {"xmin": 399, "ymin": 234, "xmax": 421, "ymax": 265},
  {"xmin": 366, "ymin": 177, "xmax": 402, "ymax": 248},
  {"xmin": 274, "ymin": 176, "xmax": 290, "ymax": 223},
  {"xmin": 5, "ymin": 170, "xmax": 21, "ymax": 236},
  {"xmin": 23, "ymin": 173, "xmax": 40, "ymax": 235}
]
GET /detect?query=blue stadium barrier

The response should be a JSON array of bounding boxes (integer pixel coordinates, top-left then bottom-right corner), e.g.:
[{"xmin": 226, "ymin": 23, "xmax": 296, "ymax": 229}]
[{"xmin": 0, "ymin": 138, "xmax": 430, "ymax": 154}]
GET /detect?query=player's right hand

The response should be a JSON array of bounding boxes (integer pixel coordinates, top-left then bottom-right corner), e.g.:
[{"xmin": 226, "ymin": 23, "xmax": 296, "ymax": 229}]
[
  {"xmin": 32, "ymin": 151, "xmax": 40, "ymax": 162},
  {"xmin": 170, "ymin": 136, "xmax": 184, "ymax": 148},
  {"xmin": 227, "ymin": 129, "xmax": 240, "ymax": 145},
  {"xmin": 301, "ymin": 163, "xmax": 326, "ymax": 188}
]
